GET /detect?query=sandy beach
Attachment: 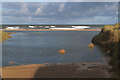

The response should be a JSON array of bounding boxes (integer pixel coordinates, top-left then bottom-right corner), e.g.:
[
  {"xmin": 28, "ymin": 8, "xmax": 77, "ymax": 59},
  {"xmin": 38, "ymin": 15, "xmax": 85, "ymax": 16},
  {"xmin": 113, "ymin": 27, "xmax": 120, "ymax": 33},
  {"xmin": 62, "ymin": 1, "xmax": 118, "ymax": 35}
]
[
  {"xmin": 2, "ymin": 29, "xmax": 101, "ymax": 31},
  {"xmin": 2, "ymin": 63, "xmax": 112, "ymax": 78}
]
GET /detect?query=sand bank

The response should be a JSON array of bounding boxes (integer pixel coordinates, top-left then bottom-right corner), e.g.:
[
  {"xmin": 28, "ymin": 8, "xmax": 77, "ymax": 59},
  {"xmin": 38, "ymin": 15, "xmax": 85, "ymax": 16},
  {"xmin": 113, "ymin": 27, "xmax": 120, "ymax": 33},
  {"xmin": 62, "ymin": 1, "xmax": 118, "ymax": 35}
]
[
  {"xmin": 2, "ymin": 29, "xmax": 101, "ymax": 31},
  {"xmin": 2, "ymin": 63, "xmax": 112, "ymax": 78}
]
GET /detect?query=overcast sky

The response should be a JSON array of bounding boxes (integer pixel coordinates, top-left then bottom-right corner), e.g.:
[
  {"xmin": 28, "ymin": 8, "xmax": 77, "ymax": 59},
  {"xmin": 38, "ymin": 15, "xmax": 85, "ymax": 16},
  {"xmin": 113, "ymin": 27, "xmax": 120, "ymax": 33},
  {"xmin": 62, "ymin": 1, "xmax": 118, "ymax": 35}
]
[
  {"xmin": 2, "ymin": 2, "xmax": 118, "ymax": 24},
  {"xmin": 2, "ymin": 0, "xmax": 120, "ymax": 2}
]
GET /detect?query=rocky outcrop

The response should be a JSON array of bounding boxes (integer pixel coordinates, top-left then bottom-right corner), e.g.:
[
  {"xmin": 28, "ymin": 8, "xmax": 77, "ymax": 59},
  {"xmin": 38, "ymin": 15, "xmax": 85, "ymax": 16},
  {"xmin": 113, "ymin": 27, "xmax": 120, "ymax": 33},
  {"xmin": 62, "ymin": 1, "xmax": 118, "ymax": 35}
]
[
  {"xmin": 92, "ymin": 23, "xmax": 120, "ymax": 55},
  {"xmin": 92, "ymin": 23, "xmax": 120, "ymax": 77}
]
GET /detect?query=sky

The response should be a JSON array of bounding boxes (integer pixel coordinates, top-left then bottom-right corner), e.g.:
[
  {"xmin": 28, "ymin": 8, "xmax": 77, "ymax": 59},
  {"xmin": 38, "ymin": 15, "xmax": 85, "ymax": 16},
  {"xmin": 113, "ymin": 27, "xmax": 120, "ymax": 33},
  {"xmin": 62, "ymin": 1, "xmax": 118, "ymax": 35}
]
[
  {"xmin": 1, "ymin": 1, "xmax": 119, "ymax": 24},
  {"xmin": 1, "ymin": 0, "xmax": 120, "ymax": 2}
]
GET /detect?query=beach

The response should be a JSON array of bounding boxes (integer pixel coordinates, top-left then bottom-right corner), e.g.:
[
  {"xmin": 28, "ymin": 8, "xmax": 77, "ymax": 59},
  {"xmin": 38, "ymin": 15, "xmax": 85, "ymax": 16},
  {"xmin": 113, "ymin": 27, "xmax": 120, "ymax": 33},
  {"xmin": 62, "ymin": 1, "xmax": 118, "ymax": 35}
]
[
  {"xmin": 2, "ymin": 29, "xmax": 101, "ymax": 31},
  {"xmin": 2, "ymin": 63, "xmax": 112, "ymax": 78}
]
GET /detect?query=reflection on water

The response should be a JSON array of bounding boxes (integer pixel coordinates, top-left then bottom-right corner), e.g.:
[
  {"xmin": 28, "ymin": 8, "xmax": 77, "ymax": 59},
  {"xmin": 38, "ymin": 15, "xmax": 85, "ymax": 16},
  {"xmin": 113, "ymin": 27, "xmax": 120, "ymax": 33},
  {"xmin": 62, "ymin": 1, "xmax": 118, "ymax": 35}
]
[{"xmin": 2, "ymin": 31, "xmax": 108, "ymax": 67}]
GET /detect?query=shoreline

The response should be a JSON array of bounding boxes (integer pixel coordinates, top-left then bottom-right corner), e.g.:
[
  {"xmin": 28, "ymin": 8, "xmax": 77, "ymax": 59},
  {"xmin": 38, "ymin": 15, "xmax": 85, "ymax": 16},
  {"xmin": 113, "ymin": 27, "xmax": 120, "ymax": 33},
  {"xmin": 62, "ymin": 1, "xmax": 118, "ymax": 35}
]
[
  {"xmin": 2, "ymin": 29, "xmax": 101, "ymax": 31},
  {"xmin": 2, "ymin": 62, "xmax": 112, "ymax": 78}
]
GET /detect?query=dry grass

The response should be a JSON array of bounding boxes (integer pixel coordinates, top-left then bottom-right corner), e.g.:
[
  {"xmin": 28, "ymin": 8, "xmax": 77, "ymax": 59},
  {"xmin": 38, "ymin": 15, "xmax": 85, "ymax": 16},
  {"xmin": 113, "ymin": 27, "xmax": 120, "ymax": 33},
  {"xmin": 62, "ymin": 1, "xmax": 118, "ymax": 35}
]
[
  {"xmin": 92, "ymin": 23, "xmax": 120, "ymax": 45},
  {"xmin": 0, "ymin": 31, "xmax": 12, "ymax": 42}
]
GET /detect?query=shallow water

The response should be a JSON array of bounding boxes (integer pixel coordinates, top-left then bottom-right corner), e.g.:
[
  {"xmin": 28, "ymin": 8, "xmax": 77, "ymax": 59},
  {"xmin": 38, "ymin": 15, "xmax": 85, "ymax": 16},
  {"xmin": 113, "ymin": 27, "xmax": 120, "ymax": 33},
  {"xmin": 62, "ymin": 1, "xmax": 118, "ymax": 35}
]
[{"xmin": 2, "ymin": 31, "xmax": 108, "ymax": 67}]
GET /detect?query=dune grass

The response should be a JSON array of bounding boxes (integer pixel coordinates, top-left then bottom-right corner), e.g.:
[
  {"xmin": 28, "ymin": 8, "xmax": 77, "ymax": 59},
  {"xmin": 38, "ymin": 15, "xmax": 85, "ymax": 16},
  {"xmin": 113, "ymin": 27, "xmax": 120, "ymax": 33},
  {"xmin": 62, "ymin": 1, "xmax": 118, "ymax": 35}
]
[
  {"xmin": 92, "ymin": 23, "xmax": 120, "ymax": 77},
  {"xmin": 92, "ymin": 23, "xmax": 120, "ymax": 46},
  {"xmin": 0, "ymin": 31, "xmax": 12, "ymax": 42}
]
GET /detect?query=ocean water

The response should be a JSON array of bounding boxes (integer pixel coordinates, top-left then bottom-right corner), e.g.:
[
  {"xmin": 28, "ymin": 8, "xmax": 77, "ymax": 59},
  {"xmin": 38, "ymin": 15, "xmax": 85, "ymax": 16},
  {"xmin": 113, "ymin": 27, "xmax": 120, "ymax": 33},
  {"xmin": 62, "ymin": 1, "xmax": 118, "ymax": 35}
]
[{"xmin": 2, "ymin": 31, "xmax": 108, "ymax": 67}]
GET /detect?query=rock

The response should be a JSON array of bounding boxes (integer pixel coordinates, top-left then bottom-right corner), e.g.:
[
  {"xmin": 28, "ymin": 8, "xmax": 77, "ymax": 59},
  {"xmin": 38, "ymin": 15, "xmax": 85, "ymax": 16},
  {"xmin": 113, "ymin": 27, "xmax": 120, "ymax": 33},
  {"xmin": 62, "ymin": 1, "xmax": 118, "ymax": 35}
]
[
  {"xmin": 88, "ymin": 43, "xmax": 94, "ymax": 48},
  {"xmin": 58, "ymin": 49, "xmax": 66, "ymax": 54},
  {"xmin": 109, "ymin": 68, "xmax": 113, "ymax": 72},
  {"xmin": 9, "ymin": 61, "xmax": 15, "ymax": 64}
]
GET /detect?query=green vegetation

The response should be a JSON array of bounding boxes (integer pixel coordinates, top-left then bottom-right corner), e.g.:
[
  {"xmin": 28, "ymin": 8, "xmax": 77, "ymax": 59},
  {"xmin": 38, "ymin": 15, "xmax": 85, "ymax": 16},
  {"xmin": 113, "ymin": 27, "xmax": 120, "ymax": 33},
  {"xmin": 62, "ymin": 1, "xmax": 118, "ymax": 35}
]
[
  {"xmin": 0, "ymin": 31, "xmax": 12, "ymax": 42},
  {"xmin": 92, "ymin": 23, "xmax": 119, "ymax": 45},
  {"xmin": 92, "ymin": 23, "xmax": 120, "ymax": 77}
]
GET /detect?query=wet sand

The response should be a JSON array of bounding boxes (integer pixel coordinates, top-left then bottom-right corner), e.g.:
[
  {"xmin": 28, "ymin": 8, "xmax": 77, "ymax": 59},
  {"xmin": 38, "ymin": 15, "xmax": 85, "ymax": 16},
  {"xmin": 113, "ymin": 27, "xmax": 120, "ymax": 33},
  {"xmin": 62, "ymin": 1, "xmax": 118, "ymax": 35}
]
[
  {"xmin": 2, "ymin": 63, "xmax": 112, "ymax": 78},
  {"xmin": 2, "ymin": 29, "xmax": 101, "ymax": 31}
]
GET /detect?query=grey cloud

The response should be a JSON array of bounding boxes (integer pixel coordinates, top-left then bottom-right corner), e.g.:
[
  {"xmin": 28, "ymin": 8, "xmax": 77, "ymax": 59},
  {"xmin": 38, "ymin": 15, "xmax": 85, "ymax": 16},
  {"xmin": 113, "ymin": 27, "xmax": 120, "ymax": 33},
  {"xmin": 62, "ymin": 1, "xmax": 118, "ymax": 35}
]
[
  {"xmin": 58, "ymin": 3, "xmax": 65, "ymax": 12},
  {"xmin": 2, "ymin": 2, "xmax": 118, "ymax": 24}
]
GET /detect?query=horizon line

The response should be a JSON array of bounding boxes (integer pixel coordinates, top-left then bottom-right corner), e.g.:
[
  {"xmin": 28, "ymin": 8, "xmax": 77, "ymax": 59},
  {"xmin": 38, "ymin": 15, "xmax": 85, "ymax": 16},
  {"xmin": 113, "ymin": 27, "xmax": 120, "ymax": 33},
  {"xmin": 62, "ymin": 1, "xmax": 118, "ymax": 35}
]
[{"xmin": 0, "ymin": 23, "xmax": 115, "ymax": 25}]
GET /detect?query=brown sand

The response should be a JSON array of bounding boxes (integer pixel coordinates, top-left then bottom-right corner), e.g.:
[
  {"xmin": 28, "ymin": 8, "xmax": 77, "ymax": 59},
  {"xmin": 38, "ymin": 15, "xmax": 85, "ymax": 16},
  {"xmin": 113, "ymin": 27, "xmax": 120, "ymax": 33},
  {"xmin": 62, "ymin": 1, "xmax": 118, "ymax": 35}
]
[
  {"xmin": 2, "ymin": 29, "xmax": 101, "ymax": 31},
  {"xmin": 2, "ymin": 63, "xmax": 112, "ymax": 78}
]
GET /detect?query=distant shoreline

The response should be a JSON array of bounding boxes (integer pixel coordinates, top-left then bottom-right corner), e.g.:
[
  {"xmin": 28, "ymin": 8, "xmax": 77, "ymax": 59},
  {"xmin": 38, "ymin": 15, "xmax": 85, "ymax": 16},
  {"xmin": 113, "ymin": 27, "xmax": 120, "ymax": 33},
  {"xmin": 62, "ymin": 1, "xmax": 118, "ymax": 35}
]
[{"xmin": 2, "ymin": 29, "xmax": 101, "ymax": 31}]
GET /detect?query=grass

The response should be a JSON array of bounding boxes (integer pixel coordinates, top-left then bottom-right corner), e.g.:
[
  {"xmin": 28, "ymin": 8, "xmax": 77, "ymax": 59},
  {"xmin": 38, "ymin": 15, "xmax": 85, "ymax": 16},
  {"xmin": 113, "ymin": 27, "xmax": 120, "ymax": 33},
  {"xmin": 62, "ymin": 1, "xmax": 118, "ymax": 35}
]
[
  {"xmin": 0, "ymin": 31, "xmax": 12, "ymax": 42},
  {"xmin": 92, "ymin": 23, "xmax": 120, "ymax": 77},
  {"xmin": 92, "ymin": 23, "xmax": 119, "ymax": 46}
]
